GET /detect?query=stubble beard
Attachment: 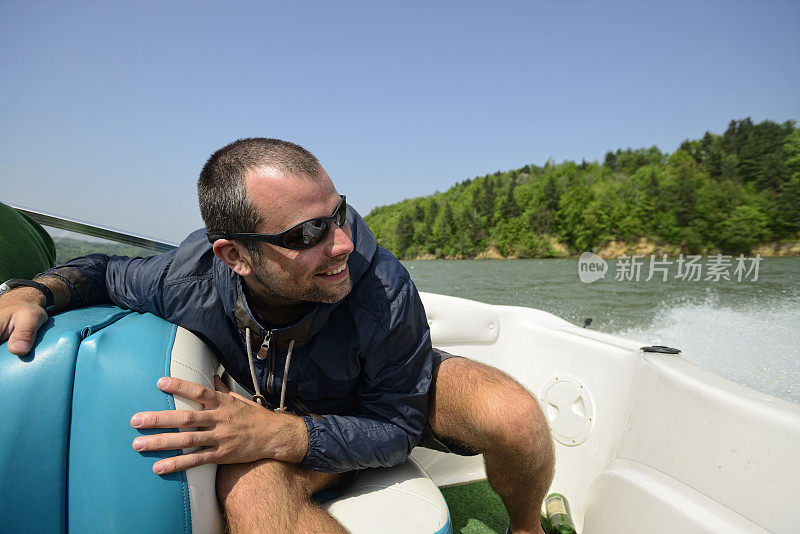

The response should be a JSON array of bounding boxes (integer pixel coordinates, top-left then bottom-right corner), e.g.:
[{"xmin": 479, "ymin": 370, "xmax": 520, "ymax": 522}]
[{"xmin": 251, "ymin": 261, "xmax": 353, "ymax": 305}]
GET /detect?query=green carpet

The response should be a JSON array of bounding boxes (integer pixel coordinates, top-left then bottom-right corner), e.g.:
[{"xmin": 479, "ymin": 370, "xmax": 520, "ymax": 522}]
[
  {"xmin": 441, "ymin": 481, "xmax": 555, "ymax": 534},
  {"xmin": 440, "ymin": 480, "xmax": 509, "ymax": 534}
]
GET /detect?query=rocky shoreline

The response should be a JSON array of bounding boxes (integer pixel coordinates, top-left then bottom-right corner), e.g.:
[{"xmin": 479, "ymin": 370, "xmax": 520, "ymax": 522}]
[{"xmin": 402, "ymin": 238, "xmax": 800, "ymax": 260}]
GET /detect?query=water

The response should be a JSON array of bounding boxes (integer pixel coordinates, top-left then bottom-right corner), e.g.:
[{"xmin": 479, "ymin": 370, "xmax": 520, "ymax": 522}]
[{"xmin": 401, "ymin": 257, "xmax": 800, "ymax": 405}]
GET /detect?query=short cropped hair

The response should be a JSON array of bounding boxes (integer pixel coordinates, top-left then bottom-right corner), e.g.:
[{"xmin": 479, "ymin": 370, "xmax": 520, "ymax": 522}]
[{"xmin": 197, "ymin": 138, "xmax": 321, "ymax": 257}]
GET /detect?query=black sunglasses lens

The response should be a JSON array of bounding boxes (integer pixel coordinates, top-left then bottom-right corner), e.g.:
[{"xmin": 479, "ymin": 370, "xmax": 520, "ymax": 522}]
[
  {"xmin": 284, "ymin": 219, "xmax": 328, "ymax": 249},
  {"xmin": 335, "ymin": 199, "xmax": 347, "ymax": 225},
  {"xmin": 280, "ymin": 197, "xmax": 346, "ymax": 249}
]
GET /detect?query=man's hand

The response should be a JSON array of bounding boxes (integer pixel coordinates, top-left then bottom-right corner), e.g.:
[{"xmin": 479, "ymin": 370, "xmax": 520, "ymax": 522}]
[
  {"xmin": 0, "ymin": 287, "xmax": 49, "ymax": 356},
  {"xmin": 130, "ymin": 376, "xmax": 310, "ymax": 475}
]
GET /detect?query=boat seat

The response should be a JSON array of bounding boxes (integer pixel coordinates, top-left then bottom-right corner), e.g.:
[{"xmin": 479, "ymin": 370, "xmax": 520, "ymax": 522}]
[{"xmin": 0, "ymin": 306, "xmax": 451, "ymax": 534}]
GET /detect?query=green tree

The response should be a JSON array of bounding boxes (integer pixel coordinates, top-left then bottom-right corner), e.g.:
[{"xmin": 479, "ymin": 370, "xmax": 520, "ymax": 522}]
[
  {"xmin": 778, "ymin": 129, "xmax": 800, "ymax": 236},
  {"xmin": 413, "ymin": 204, "xmax": 425, "ymax": 221},
  {"xmin": 432, "ymin": 202, "xmax": 456, "ymax": 256},
  {"xmin": 501, "ymin": 184, "xmax": 520, "ymax": 218},
  {"xmin": 364, "ymin": 117, "xmax": 798, "ymax": 258},
  {"xmin": 395, "ymin": 212, "xmax": 414, "ymax": 258},
  {"xmin": 718, "ymin": 205, "xmax": 769, "ymax": 253},
  {"xmin": 557, "ymin": 182, "xmax": 594, "ymax": 251}
]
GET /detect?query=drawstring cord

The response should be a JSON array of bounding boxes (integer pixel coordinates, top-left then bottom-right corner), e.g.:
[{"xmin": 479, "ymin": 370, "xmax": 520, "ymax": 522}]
[
  {"xmin": 245, "ymin": 327, "xmax": 295, "ymax": 412},
  {"xmin": 245, "ymin": 327, "xmax": 267, "ymax": 406},
  {"xmin": 278, "ymin": 340, "xmax": 295, "ymax": 413}
]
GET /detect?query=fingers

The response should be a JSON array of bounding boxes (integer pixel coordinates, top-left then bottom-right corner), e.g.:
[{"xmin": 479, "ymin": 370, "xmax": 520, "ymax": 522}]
[
  {"xmin": 132, "ymin": 429, "xmax": 213, "ymax": 454},
  {"xmin": 130, "ymin": 377, "xmax": 222, "ymax": 430},
  {"xmin": 213, "ymin": 375, "xmax": 255, "ymax": 404},
  {"xmin": 152, "ymin": 448, "xmax": 218, "ymax": 475},
  {"xmin": 130, "ymin": 409, "xmax": 211, "ymax": 429},
  {"xmin": 5, "ymin": 306, "xmax": 48, "ymax": 356},
  {"xmin": 156, "ymin": 376, "xmax": 221, "ymax": 407},
  {"xmin": 131, "ymin": 432, "xmax": 218, "ymax": 475},
  {"xmin": 213, "ymin": 374, "xmax": 231, "ymax": 393}
]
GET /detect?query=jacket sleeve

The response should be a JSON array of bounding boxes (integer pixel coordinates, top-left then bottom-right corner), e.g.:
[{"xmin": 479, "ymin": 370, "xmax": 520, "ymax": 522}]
[
  {"xmin": 38, "ymin": 252, "xmax": 173, "ymax": 315},
  {"xmin": 299, "ymin": 277, "xmax": 433, "ymax": 473}
]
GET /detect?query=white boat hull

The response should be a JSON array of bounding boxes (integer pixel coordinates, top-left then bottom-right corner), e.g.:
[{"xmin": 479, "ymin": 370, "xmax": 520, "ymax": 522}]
[{"xmin": 415, "ymin": 291, "xmax": 800, "ymax": 533}]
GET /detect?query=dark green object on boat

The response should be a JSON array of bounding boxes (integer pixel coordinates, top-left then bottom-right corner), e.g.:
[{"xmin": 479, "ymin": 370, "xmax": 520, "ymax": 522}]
[
  {"xmin": 544, "ymin": 493, "xmax": 577, "ymax": 534},
  {"xmin": 0, "ymin": 202, "xmax": 56, "ymax": 280}
]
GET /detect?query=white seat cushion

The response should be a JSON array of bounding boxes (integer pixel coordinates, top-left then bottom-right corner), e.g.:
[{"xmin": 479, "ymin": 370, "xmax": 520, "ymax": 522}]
[{"xmin": 322, "ymin": 456, "xmax": 452, "ymax": 534}]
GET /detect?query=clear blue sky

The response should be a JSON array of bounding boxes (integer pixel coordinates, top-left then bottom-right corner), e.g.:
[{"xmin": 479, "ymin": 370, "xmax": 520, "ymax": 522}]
[{"xmin": 2, "ymin": 0, "xmax": 798, "ymax": 243}]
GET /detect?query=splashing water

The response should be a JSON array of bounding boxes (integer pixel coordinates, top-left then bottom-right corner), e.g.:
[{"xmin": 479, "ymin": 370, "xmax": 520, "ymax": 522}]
[
  {"xmin": 614, "ymin": 294, "xmax": 800, "ymax": 404},
  {"xmin": 404, "ymin": 257, "xmax": 800, "ymax": 405}
]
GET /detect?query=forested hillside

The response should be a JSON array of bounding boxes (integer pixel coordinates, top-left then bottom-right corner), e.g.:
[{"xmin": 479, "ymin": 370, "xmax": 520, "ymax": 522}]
[{"xmin": 364, "ymin": 118, "xmax": 800, "ymax": 259}]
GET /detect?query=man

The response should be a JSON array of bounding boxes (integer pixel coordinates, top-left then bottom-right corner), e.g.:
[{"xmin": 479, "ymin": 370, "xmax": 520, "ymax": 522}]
[{"xmin": 0, "ymin": 139, "xmax": 554, "ymax": 533}]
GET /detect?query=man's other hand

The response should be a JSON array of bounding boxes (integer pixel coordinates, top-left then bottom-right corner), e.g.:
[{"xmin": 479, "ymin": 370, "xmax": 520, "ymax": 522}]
[
  {"xmin": 130, "ymin": 376, "xmax": 310, "ymax": 475},
  {"xmin": 0, "ymin": 287, "xmax": 49, "ymax": 356}
]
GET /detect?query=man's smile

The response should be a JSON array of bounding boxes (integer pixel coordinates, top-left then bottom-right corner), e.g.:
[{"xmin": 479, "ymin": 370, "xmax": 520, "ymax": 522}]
[{"xmin": 316, "ymin": 262, "xmax": 349, "ymax": 279}]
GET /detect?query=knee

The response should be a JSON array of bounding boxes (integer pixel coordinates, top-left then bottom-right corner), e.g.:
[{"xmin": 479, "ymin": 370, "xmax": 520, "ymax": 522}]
[
  {"xmin": 480, "ymin": 379, "xmax": 553, "ymax": 458},
  {"xmin": 431, "ymin": 358, "xmax": 553, "ymax": 460}
]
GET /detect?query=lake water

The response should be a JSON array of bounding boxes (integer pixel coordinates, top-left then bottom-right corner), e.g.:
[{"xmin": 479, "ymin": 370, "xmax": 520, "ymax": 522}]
[{"xmin": 401, "ymin": 256, "xmax": 800, "ymax": 405}]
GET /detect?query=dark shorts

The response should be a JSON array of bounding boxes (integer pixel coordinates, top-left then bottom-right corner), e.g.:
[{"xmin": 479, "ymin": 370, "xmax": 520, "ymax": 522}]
[
  {"xmin": 312, "ymin": 347, "xmax": 479, "ymax": 503},
  {"xmin": 416, "ymin": 348, "xmax": 481, "ymax": 457}
]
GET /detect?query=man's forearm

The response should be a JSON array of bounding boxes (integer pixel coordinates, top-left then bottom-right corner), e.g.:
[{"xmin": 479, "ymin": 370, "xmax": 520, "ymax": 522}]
[
  {"xmin": 1, "ymin": 264, "xmax": 110, "ymax": 315},
  {"xmin": 0, "ymin": 276, "xmax": 71, "ymax": 312},
  {"xmin": 30, "ymin": 252, "xmax": 128, "ymax": 312},
  {"xmin": 32, "ymin": 275, "xmax": 73, "ymax": 312}
]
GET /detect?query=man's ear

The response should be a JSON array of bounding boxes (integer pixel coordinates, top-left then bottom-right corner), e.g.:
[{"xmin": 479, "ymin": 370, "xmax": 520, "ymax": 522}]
[{"xmin": 212, "ymin": 239, "xmax": 253, "ymax": 277}]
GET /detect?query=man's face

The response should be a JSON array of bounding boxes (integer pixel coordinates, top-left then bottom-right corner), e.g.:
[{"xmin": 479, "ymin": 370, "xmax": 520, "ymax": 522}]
[{"xmin": 243, "ymin": 166, "xmax": 355, "ymax": 305}]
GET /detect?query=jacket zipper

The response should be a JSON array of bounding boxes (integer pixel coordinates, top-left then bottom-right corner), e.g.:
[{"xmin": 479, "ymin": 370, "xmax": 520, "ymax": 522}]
[{"xmin": 257, "ymin": 330, "xmax": 275, "ymax": 395}]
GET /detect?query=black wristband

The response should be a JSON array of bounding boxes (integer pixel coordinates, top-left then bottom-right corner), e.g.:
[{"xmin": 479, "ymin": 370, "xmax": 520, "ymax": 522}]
[{"xmin": 0, "ymin": 278, "xmax": 56, "ymax": 314}]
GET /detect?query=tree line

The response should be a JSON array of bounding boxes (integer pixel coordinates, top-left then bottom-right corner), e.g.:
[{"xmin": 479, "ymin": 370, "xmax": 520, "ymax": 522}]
[{"xmin": 364, "ymin": 118, "xmax": 800, "ymax": 259}]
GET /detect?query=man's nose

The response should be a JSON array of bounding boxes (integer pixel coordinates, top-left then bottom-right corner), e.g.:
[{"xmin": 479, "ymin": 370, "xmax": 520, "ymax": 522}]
[{"xmin": 325, "ymin": 223, "xmax": 354, "ymax": 257}]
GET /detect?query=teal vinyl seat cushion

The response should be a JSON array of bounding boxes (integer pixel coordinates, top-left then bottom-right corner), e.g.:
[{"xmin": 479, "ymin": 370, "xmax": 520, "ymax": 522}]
[
  {"xmin": 0, "ymin": 306, "xmax": 207, "ymax": 533},
  {"xmin": 1, "ymin": 305, "xmax": 451, "ymax": 534}
]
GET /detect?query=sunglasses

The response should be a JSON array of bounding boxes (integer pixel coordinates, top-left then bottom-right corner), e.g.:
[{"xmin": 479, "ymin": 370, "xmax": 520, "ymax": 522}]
[{"xmin": 207, "ymin": 195, "xmax": 347, "ymax": 250}]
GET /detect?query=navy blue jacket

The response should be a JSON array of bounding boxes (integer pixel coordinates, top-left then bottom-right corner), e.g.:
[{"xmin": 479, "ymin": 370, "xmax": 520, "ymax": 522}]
[{"xmin": 42, "ymin": 208, "xmax": 433, "ymax": 473}]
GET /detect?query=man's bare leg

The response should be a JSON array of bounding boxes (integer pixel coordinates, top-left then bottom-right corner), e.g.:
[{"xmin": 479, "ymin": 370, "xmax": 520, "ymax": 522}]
[
  {"xmin": 216, "ymin": 459, "xmax": 347, "ymax": 534},
  {"xmin": 428, "ymin": 357, "xmax": 555, "ymax": 534}
]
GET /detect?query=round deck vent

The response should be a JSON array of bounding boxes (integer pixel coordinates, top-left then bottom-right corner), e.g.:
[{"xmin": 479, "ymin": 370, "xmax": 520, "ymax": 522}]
[{"xmin": 541, "ymin": 375, "xmax": 594, "ymax": 447}]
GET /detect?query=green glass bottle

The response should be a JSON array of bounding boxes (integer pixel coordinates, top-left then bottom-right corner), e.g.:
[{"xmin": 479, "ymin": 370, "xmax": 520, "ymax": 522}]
[
  {"xmin": 540, "ymin": 512, "xmax": 553, "ymax": 533},
  {"xmin": 544, "ymin": 493, "xmax": 577, "ymax": 534}
]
